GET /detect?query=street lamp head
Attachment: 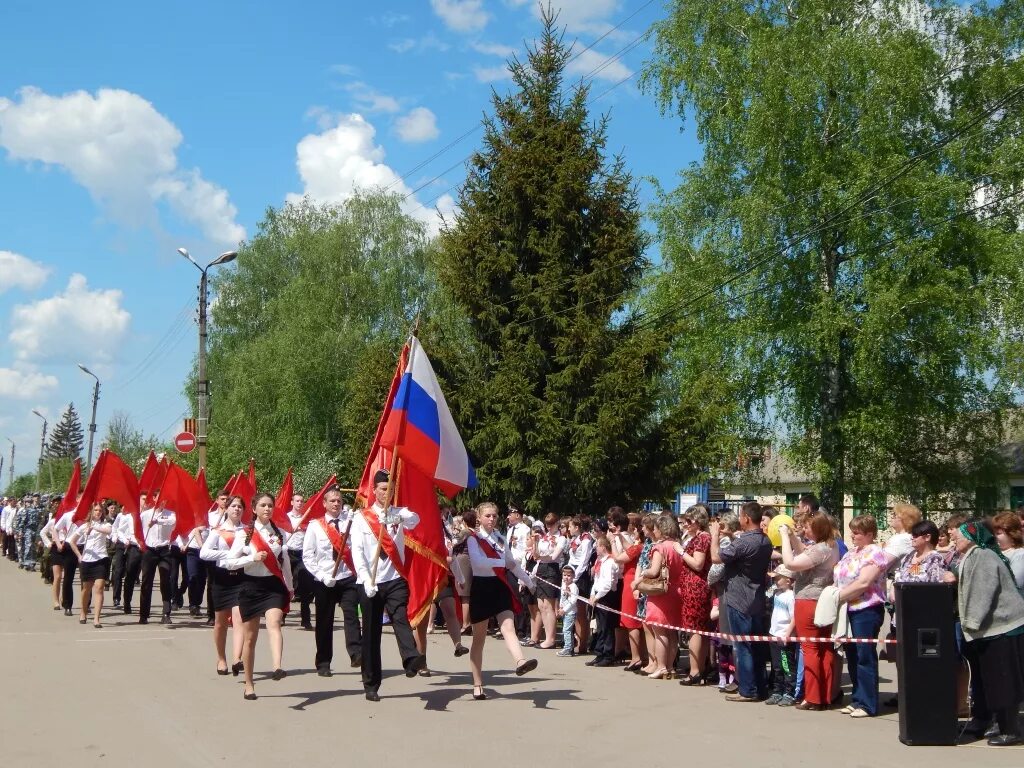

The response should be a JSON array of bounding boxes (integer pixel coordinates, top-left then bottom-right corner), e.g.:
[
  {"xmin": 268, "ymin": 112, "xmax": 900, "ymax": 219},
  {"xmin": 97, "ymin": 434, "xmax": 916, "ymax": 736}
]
[
  {"xmin": 77, "ymin": 363, "xmax": 95, "ymax": 377},
  {"xmin": 177, "ymin": 247, "xmax": 190, "ymax": 259},
  {"xmin": 212, "ymin": 251, "xmax": 238, "ymax": 267},
  {"xmin": 31, "ymin": 409, "xmax": 44, "ymax": 420}
]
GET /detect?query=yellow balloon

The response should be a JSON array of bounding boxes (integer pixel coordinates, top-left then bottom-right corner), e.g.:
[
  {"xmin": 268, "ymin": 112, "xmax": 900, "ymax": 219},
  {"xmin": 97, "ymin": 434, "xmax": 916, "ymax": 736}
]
[{"xmin": 767, "ymin": 514, "xmax": 796, "ymax": 547}]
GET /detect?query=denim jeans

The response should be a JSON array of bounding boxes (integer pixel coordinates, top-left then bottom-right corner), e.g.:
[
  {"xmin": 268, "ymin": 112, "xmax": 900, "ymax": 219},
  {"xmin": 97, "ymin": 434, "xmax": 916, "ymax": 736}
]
[
  {"xmin": 794, "ymin": 646, "xmax": 804, "ymax": 699},
  {"xmin": 845, "ymin": 605, "xmax": 884, "ymax": 715},
  {"xmin": 562, "ymin": 611, "xmax": 576, "ymax": 652},
  {"xmin": 727, "ymin": 606, "xmax": 769, "ymax": 698}
]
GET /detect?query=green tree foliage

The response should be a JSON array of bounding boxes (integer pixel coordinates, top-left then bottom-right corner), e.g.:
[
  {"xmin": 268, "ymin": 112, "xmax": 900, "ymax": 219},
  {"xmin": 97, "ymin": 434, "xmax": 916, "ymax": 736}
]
[
  {"xmin": 432, "ymin": 12, "xmax": 724, "ymax": 515},
  {"xmin": 101, "ymin": 410, "xmax": 164, "ymax": 475},
  {"xmin": 201, "ymin": 192, "xmax": 439, "ymax": 490},
  {"xmin": 45, "ymin": 403, "xmax": 84, "ymax": 460},
  {"xmin": 6, "ymin": 473, "xmax": 36, "ymax": 498},
  {"xmin": 642, "ymin": 0, "xmax": 1024, "ymax": 512}
]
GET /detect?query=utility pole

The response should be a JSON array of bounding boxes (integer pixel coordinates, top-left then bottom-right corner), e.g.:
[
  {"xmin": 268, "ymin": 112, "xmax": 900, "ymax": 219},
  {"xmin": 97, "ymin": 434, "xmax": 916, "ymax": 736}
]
[
  {"xmin": 178, "ymin": 248, "xmax": 238, "ymax": 471},
  {"xmin": 31, "ymin": 410, "xmax": 47, "ymax": 492},
  {"xmin": 77, "ymin": 364, "xmax": 101, "ymax": 472},
  {"xmin": 5, "ymin": 439, "xmax": 12, "ymax": 491}
]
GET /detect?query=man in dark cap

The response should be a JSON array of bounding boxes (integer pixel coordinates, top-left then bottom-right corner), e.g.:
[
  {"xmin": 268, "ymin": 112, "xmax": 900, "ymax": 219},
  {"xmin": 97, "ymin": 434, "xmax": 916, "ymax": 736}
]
[{"xmin": 349, "ymin": 468, "xmax": 426, "ymax": 701}]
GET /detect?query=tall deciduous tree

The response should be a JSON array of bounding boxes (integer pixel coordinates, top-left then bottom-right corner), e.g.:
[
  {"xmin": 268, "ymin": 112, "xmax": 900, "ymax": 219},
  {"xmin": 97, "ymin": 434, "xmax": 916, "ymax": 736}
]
[
  {"xmin": 643, "ymin": 0, "xmax": 1024, "ymax": 513},
  {"xmin": 46, "ymin": 404, "xmax": 84, "ymax": 459},
  {"xmin": 433, "ymin": 11, "xmax": 723, "ymax": 515},
  {"xmin": 101, "ymin": 410, "xmax": 164, "ymax": 474}
]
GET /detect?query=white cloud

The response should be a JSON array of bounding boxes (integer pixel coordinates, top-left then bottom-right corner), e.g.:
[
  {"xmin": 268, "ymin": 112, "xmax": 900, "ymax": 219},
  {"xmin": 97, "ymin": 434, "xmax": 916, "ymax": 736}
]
[
  {"xmin": 389, "ymin": 39, "xmax": 418, "ymax": 53},
  {"xmin": 389, "ymin": 33, "xmax": 451, "ymax": 54},
  {"xmin": 329, "ymin": 63, "xmax": 359, "ymax": 77},
  {"xmin": 0, "ymin": 367, "xmax": 58, "ymax": 400},
  {"xmin": 289, "ymin": 113, "xmax": 457, "ymax": 236},
  {"xmin": 472, "ymin": 41, "xmax": 517, "ymax": 57},
  {"xmin": 566, "ymin": 47, "xmax": 632, "ymax": 82},
  {"xmin": 395, "ymin": 107, "xmax": 440, "ymax": 143},
  {"xmin": 473, "ymin": 64, "xmax": 512, "ymax": 82},
  {"xmin": 0, "ymin": 251, "xmax": 50, "ymax": 294},
  {"xmin": 0, "ymin": 87, "xmax": 244, "ymax": 246},
  {"xmin": 343, "ymin": 81, "xmax": 401, "ymax": 113},
  {"xmin": 8, "ymin": 273, "xmax": 131, "ymax": 364},
  {"xmin": 431, "ymin": 0, "xmax": 489, "ymax": 33},
  {"xmin": 533, "ymin": 0, "xmax": 622, "ymax": 36}
]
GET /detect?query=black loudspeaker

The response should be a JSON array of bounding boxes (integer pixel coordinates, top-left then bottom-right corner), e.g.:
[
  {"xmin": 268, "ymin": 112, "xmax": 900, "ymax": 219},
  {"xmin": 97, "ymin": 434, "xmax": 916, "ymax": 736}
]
[{"xmin": 895, "ymin": 582, "xmax": 958, "ymax": 746}]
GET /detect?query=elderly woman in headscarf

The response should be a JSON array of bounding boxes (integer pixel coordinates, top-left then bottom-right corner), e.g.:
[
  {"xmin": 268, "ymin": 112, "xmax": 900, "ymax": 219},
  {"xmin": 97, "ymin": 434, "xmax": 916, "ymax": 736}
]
[{"xmin": 946, "ymin": 520, "xmax": 1024, "ymax": 747}]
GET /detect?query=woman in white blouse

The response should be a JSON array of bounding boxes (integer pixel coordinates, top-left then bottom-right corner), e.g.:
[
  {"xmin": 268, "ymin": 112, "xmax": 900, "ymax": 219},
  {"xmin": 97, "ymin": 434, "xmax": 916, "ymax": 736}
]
[
  {"xmin": 460, "ymin": 502, "xmax": 537, "ymax": 700},
  {"xmin": 528, "ymin": 512, "xmax": 566, "ymax": 649},
  {"xmin": 200, "ymin": 495, "xmax": 246, "ymax": 676},
  {"xmin": 225, "ymin": 493, "xmax": 293, "ymax": 700},
  {"xmin": 67, "ymin": 503, "xmax": 113, "ymax": 628}
]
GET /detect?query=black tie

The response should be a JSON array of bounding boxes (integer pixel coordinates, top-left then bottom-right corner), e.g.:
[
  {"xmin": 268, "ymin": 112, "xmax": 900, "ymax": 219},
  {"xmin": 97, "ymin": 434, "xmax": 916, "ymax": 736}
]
[{"xmin": 330, "ymin": 519, "xmax": 340, "ymax": 530}]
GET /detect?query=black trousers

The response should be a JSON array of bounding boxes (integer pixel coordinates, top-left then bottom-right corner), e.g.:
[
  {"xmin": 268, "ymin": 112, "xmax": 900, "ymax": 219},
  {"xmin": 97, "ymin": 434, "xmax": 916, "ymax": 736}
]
[
  {"xmin": 769, "ymin": 641, "xmax": 797, "ymax": 696},
  {"xmin": 60, "ymin": 546, "xmax": 78, "ymax": 610},
  {"xmin": 110, "ymin": 543, "xmax": 126, "ymax": 603},
  {"xmin": 287, "ymin": 550, "xmax": 313, "ymax": 626},
  {"xmin": 139, "ymin": 546, "xmax": 173, "ymax": 620},
  {"xmin": 122, "ymin": 545, "xmax": 142, "ymax": 609},
  {"xmin": 592, "ymin": 586, "xmax": 621, "ymax": 663},
  {"xmin": 359, "ymin": 578, "xmax": 420, "ymax": 693},
  {"xmin": 205, "ymin": 562, "xmax": 216, "ymax": 620},
  {"xmin": 185, "ymin": 548, "xmax": 206, "ymax": 608},
  {"xmin": 313, "ymin": 575, "xmax": 362, "ymax": 668},
  {"xmin": 168, "ymin": 548, "xmax": 187, "ymax": 605}
]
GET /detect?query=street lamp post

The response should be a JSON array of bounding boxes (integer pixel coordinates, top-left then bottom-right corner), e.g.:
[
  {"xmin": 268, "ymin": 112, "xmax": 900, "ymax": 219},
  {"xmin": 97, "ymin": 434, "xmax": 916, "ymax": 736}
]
[
  {"xmin": 31, "ymin": 410, "xmax": 47, "ymax": 492},
  {"xmin": 5, "ymin": 439, "xmax": 12, "ymax": 491},
  {"xmin": 77, "ymin": 364, "xmax": 101, "ymax": 472},
  {"xmin": 178, "ymin": 248, "xmax": 238, "ymax": 472}
]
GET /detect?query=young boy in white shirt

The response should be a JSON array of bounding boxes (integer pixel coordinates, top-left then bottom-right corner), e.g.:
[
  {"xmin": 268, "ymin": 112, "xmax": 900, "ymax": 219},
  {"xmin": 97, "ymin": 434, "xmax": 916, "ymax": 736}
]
[
  {"xmin": 766, "ymin": 565, "xmax": 797, "ymax": 705},
  {"xmin": 556, "ymin": 566, "xmax": 578, "ymax": 657}
]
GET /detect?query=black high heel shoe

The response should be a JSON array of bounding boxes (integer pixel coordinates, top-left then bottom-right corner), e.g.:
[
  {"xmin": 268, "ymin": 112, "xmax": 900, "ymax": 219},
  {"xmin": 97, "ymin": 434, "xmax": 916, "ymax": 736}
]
[
  {"xmin": 216, "ymin": 665, "xmax": 229, "ymax": 676},
  {"xmin": 678, "ymin": 673, "xmax": 707, "ymax": 686},
  {"xmin": 272, "ymin": 668, "xmax": 287, "ymax": 681},
  {"xmin": 623, "ymin": 661, "xmax": 642, "ymax": 672},
  {"xmin": 472, "ymin": 686, "xmax": 487, "ymax": 701},
  {"xmin": 231, "ymin": 661, "xmax": 244, "ymax": 677},
  {"xmin": 243, "ymin": 690, "xmax": 257, "ymax": 701}
]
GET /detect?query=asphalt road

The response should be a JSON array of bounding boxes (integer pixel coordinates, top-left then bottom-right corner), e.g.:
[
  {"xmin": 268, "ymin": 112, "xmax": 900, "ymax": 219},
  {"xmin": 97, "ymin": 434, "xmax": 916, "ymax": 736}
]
[{"xmin": 1, "ymin": 560, "xmax": 1020, "ymax": 768}]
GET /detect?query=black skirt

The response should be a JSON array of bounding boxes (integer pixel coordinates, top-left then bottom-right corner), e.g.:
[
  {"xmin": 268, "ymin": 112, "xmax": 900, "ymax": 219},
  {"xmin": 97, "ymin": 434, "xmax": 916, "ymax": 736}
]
[
  {"xmin": 535, "ymin": 562, "xmax": 561, "ymax": 600},
  {"xmin": 470, "ymin": 575, "xmax": 515, "ymax": 623},
  {"xmin": 80, "ymin": 557, "xmax": 111, "ymax": 582},
  {"xmin": 968, "ymin": 631, "xmax": 1024, "ymax": 711},
  {"xmin": 49, "ymin": 545, "xmax": 67, "ymax": 569},
  {"xmin": 210, "ymin": 566, "xmax": 243, "ymax": 612},
  {"xmin": 238, "ymin": 574, "xmax": 289, "ymax": 622}
]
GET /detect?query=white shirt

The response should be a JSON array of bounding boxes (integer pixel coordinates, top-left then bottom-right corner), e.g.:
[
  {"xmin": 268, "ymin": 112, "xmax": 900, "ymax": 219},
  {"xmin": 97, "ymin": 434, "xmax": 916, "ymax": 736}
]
[
  {"xmin": 140, "ymin": 507, "xmax": 176, "ymax": 547},
  {"xmin": 590, "ymin": 555, "xmax": 621, "ymax": 602},
  {"xmin": 285, "ymin": 511, "xmax": 306, "ymax": 551},
  {"xmin": 559, "ymin": 582, "xmax": 579, "ymax": 614},
  {"xmin": 183, "ymin": 526, "xmax": 208, "ymax": 550},
  {"xmin": 0, "ymin": 504, "xmax": 12, "ymax": 531},
  {"xmin": 49, "ymin": 511, "xmax": 75, "ymax": 548},
  {"xmin": 224, "ymin": 521, "xmax": 293, "ymax": 583},
  {"xmin": 467, "ymin": 531, "xmax": 533, "ymax": 585},
  {"xmin": 208, "ymin": 507, "xmax": 228, "ymax": 529},
  {"xmin": 200, "ymin": 526, "xmax": 241, "ymax": 569},
  {"xmin": 534, "ymin": 531, "xmax": 567, "ymax": 563},
  {"xmin": 113, "ymin": 512, "xmax": 137, "ymax": 546},
  {"xmin": 506, "ymin": 520, "xmax": 530, "ymax": 569},
  {"xmin": 70, "ymin": 521, "xmax": 113, "ymax": 562},
  {"xmin": 567, "ymin": 533, "xmax": 595, "ymax": 580},
  {"xmin": 884, "ymin": 532, "xmax": 914, "ymax": 570},
  {"xmin": 350, "ymin": 502, "xmax": 419, "ymax": 587},
  {"xmin": 302, "ymin": 512, "xmax": 355, "ymax": 583},
  {"xmin": 769, "ymin": 589, "xmax": 795, "ymax": 638}
]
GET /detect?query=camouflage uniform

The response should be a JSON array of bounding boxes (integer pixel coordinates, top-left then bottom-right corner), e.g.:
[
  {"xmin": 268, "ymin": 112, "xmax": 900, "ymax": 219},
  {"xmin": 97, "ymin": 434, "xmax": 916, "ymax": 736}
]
[{"xmin": 17, "ymin": 500, "xmax": 42, "ymax": 570}]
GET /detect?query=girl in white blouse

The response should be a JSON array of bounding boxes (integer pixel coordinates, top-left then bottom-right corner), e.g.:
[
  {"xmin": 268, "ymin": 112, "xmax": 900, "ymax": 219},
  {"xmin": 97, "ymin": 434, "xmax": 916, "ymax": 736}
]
[
  {"xmin": 528, "ymin": 512, "xmax": 566, "ymax": 649},
  {"xmin": 67, "ymin": 503, "xmax": 113, "ymax": 628},
  {"xmin": 225, "ymin": 493, "xmax": 293, "ymax": 700},
  {"xmin": 462, "ymin": 502, "xmax": 537, "ymax": 700},
  {"xmin": 200, "ymin": 495, "xmax": 246, "ymax": 676}
]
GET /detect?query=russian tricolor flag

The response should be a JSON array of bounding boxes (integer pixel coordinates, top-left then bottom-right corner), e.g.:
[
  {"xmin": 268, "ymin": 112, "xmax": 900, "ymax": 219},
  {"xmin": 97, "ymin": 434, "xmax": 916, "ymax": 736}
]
[{"xmin": 379, "ymin": 337, "xmax": 477, "ymax": 495}]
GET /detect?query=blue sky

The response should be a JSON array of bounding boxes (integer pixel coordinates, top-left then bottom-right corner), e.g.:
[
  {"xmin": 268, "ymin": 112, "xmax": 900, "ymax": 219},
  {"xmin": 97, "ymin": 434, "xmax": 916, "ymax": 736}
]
[{"xmin": 0, "ymin": 0, "xmax": 700, "ymax": 481}]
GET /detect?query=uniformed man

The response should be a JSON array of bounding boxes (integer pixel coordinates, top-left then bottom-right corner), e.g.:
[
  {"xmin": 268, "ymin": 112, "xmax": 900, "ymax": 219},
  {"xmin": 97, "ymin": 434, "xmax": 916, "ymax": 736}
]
[
  {"xmin": 17, "ymin": 494, "xmax": 43, "ymax": 570},
  {"xmin": 350, "ymin": 469, "xmax": 426, "ymax": 701}
]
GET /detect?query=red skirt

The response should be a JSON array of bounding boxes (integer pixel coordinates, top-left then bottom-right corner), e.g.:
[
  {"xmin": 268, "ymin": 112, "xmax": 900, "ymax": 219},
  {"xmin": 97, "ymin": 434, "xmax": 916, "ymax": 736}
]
[{"xmin": 619, "ymin": 564, "xmax": 642, "ymax": 629}]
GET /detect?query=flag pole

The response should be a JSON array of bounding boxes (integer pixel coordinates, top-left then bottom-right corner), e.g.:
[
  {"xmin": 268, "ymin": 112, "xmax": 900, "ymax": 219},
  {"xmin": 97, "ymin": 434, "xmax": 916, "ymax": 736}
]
[{"xmin": 368, "ymin": 449, "xmax": 402, "ymax": 588}]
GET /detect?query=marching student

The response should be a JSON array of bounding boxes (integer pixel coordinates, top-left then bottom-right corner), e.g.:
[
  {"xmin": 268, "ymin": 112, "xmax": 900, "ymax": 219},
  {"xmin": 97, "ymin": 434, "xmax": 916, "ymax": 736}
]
[
  {"xmin": 44, "ymin": 498, "xmax": 79, "ymax": 615},
  {"xmin": 107, "ymin": 500, "xmax": 128, "ymax": 608},
  {"xmin": 462, "ymin": 502, "xmax": 537, "ymax": 700},
  {"xmin": 182, "ymin": 522, "xmax": 209, "ymax": 617},
  {"xmin": 285, "ymin": 491, "xmax": 313, "ymax": 630},
  {"xmin": 139, "ymin": 495, "xmax": 177, "ymax": 624},
  {"xmin": 350, "ymin": 469, "xmax": 426, "ymax": 702},
  {"xmin": 302, "ymin": 486, "xmax": 362, "ymax": 676},
  {"xmin": 200, "ymin": 495, "xmax": 246, "ymax": 676},
  {"xmin": 67, "ymin": 502, "xmax": 113, "ymax": 628},
  {"xmin": 205, "ymin": 492, "xmax": 230, "ymax": 625},
  {"xmin": 225, "ymin": 493, "xmax": 293, "ymax": 700},
  {"xmin": 119, "ymin": 495, "xmax": 144, "ymax": 614},
  {"xmin": 39, "ymin": 506, "xmax": 69, "ymax": 612}
]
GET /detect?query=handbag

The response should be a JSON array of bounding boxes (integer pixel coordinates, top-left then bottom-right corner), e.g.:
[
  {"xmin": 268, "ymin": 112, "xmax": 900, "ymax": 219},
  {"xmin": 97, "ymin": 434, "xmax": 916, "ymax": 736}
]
[{"xmin": 636, "ymin": 564, "xmax": 669, "ymax": 595}]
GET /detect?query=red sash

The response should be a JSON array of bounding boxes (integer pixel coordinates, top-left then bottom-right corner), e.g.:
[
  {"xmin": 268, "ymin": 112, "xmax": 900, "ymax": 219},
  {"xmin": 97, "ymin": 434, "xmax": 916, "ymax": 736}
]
[
  {"xmin": 250, "ymin": 527, "xmax": 291, "ymax": 595},
  {"xmin": 359, "ymin": 506, "xmax": 403, "ymax": 570},
  {"xmin": 217, "ymin": 527, "xmax": 236, "ymax": 549},
  {"xmin": 318, "ymin": 517, "xmax": 354, "ymax": 574},
  {"xmin": 474, "ymin": 532, "xmax": 522, "ymax": 615}
]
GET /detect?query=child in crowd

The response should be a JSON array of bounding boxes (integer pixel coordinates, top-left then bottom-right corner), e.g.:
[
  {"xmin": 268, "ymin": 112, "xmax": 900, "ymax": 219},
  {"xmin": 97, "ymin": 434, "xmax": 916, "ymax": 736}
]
[
  {"xmin": 710, "ymin": 596, "xmax": 735, "ymax": 690},
  {"xmin": 556, "ymin": 566, "xmax": 578, "ymax": 657},
  {"xmin": 766, "ymin": 565, "xmax": 797, "ymax": 706}
]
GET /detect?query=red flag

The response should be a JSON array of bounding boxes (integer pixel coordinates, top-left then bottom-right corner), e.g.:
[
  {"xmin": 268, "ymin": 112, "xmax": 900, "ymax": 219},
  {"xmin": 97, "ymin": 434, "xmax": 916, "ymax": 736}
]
[
  {"xmin": 271, "ymin": 468, "xmax": 294, "ymax": 533},
  {"xmin": 358, "ymin": 346, "xmax": 450, "ymax": 627},
  {"xmin": 139, "ymin": 451, "xmax": 160, "ymax": 496},
  {"xmin": 195, "ymin": 467, "xmax": 214, "ymax": 514},
  {"xmin": 160, "ymin": 463, "xmax": 199, "ymax": 541},
  {"xmin": 220, "ymin": 472, "xmax": 238, "ymax": 497},
  {"xmin": 73, "ymin": 450, "xmax": 144, "ymax": 549},
  {"xmin": 299, "ymin": 474, "xmax": 338, "ymax": 526},
  {"xmin": 156, "ymin": 456, "xmax": 170, "ymax": 490},
  {"xmin": 227, "ymin": 472, "xmax": 256, "ymax": 524},
  {"xmin": 247, "ymin": 458, "xmax": 257, "ymax": 491},
  {"xmin": 250, "ymin": 527, "xmax": 290, "ymax": 596},
  {"xmin": 57, "ymin": 458, "xmax": 82, "ymax": 516}
]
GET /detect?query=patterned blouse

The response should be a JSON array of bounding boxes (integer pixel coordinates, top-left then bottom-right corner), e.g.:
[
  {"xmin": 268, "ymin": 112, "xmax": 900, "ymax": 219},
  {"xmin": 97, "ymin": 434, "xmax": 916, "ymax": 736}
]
[
  {"xmin": 635, "ymin": 537, "xmax": 655, "ymax": 619},
  {"xmin": 894, "ymin": 550, "xmax": 948, "ymax": 584},
  {"xmin": 833, "ymin": 544, "xmax": 889, "ymax": 612}
]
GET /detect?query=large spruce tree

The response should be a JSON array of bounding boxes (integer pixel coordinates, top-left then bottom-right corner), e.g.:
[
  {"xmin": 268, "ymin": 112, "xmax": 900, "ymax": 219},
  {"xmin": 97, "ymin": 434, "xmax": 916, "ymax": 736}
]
[
  {"xmin": 432, "ymin": 12, "xmax": 718, "ymax": 515},
  {"xmin": 46, "ymin": 403, "xmax": 84, "ymax": 459}
]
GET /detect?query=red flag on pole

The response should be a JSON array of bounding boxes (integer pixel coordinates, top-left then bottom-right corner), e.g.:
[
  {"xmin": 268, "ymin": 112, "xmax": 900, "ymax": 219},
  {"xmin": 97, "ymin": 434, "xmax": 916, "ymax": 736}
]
[
  {"xmin": 247, "ymin": 458, "xmax": 257, "ymax": 491},
  {"xmin": 195, "ymin": 467, "xmax": 213, "ymax": 514},
  {"xmin": 139, "ymin": 451, "xmax": 160, "ymax": 496},
  {"xmin": 57, "ymin": 458, "xmax": 82, "ymax": 516},
  {"xmin": 160, "ymin": 463, "xmax": 199, "ymax": 542},
  {"xmin": 271, "ymin": 468, "xmax": 294, "ymax": 533},
  {"xmin": 220, "ymin": 472, "xmax": 238, "ymax": 497},
  {"xmin": 228, "ymin": 472, "xmax": 256, "ymax": 524},
  {"xmin": 299, "ymin": 474, "xmax": 338, "ymax": 526},
  {"xmin": 73, "ymin": 450, "xmax": 144, "ymax": 548}
]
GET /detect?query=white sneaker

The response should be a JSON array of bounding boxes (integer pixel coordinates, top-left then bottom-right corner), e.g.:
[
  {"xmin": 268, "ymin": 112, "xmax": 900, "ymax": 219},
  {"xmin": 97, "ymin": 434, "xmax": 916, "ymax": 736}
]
[{"xmin": 849, "ymin": 708, "xmax": 871, "ymax": 718}]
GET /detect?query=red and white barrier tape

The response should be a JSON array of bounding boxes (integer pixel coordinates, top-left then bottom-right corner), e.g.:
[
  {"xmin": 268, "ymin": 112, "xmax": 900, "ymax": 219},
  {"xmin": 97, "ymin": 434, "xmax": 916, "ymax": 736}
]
[{"xmin": 531, "ymin": 574, "xmax": 896, "ymax": 646}]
